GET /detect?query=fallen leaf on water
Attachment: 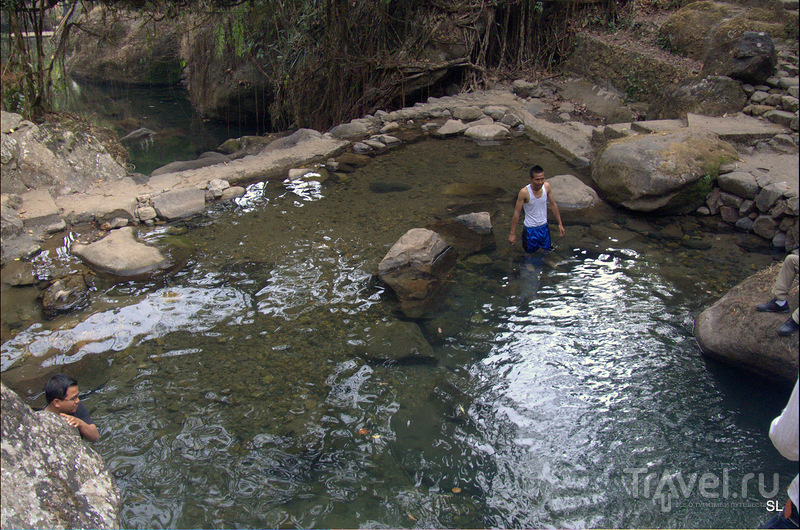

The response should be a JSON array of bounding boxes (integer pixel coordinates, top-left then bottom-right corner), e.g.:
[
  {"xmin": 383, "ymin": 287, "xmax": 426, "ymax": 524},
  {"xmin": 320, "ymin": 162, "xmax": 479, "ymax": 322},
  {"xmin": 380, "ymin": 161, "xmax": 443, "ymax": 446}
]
[
  {"xmin": 452, "ymin": 487, "xmax": 462, "ymax": 494},
  {"xmin": 408, "ymin": 514, "xmax": 417, "ymax": 521},
  {"xmin": 372, "ymin": 434, "xmax": 381, "ymax": 439},
  {"xmin": 358, "ymin": 428, "xmax": 370, "ymax": 435}
]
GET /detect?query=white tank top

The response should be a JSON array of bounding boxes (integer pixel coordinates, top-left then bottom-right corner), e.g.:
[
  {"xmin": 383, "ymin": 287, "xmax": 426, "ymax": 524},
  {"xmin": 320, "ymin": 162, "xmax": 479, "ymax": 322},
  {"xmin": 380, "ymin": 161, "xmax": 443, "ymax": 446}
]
[{"xmin": 523, "ymin": 184, "xmax": 548, "ymax": 227}]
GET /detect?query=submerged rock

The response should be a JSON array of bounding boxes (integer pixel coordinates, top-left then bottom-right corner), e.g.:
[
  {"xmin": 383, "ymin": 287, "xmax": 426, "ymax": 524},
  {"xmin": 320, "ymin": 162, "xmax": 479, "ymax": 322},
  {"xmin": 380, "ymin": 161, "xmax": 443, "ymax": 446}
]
[
  {"xmin": 1, "ymin": 383, "xmax": 121, "ymax": 529},
  {"xmin": 41, "ymin": 274, "xmax": 90, "ymax": 318},
  {"xmin": 369, "ymin": 181, "xmax": 412, "ymax": 193},
  {"xmin": 694, "ymin": 260, "xmax": 799, "ymax": 382},
  {"xmin": 429, "ymin": 212, "xmax": 495, "ymax": 257},
  {"xmin": 72, "ymin": 227, "xmax": 168, "ymax": 277}
]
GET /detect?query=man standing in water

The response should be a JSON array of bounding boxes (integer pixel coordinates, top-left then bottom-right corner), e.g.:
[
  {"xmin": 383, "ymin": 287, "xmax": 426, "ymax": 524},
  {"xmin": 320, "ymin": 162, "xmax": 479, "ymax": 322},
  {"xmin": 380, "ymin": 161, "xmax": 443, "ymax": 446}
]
[
  {"xmin": 508, "ymin": 165, "xmax": 565, "ymax": 252},
  {"xmin": 44, "ymin": 373, "xmax": 99, "ymax": 442}
]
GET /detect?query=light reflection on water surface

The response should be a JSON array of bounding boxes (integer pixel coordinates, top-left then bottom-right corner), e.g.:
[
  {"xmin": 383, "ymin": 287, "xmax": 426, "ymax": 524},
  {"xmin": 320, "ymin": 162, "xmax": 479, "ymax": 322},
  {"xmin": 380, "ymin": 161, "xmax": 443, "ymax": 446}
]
[{"xmin": 1, "ymin": 137, "xmax": 795, "ymax": 529}]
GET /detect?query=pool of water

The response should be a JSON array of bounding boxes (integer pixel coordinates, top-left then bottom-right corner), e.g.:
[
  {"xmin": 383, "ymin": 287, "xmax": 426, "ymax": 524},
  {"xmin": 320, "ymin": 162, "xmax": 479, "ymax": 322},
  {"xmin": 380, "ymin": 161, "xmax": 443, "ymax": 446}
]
[
  {"xmin": 1, "ymin": 136, "xmax": 795, "ymax": 528},
  {"xmin": 59, "ymin": 80, "xmax": 262, "ymax": 175}
]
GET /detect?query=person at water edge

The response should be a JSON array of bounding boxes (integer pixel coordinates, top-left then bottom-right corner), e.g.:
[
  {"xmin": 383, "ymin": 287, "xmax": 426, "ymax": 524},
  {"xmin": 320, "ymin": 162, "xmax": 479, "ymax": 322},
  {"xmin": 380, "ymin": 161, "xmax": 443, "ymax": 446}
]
[
  {"xmin": 762, "ymin": 379, "xmax": 798, "ymax": 528},
  {"xmin": 44, "ymin": 373, "xmax": 99, "ymax": 442},
  {"xmin": 508, "ymin": 165, "xmax": 565, "ymax": 252},
  {"xmin": 756, "ymin": 251, "xmax": 799, "ymax": 336}
]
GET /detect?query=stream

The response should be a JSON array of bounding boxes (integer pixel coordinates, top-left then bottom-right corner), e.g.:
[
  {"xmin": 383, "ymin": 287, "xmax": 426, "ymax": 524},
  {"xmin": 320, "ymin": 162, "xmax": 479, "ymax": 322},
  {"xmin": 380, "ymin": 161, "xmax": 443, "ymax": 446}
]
[{"xmin": 0, "ymin": 90, "xmax": 796, "ymax": 528}]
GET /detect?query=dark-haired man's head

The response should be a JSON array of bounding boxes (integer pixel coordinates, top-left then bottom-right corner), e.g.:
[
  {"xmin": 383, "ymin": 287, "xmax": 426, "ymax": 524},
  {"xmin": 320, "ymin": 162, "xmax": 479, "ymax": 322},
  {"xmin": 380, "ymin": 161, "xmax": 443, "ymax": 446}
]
[
  {"xmin": 45, "ymin": 373, "xmax": 78, "ymax": 405},
  {"xmin": 529, "ymin": 165, "xmax": 544, "ymax": 179}
]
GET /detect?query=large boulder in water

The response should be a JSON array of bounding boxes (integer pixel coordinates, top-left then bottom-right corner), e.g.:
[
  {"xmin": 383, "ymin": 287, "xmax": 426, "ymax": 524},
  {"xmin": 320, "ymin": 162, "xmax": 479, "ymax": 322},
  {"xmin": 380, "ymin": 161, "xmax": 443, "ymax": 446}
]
[
  {"xmin": 377, "ymin": 228, "xmax": 458, "ymax": 318},
  {"xmin": 72, "ymin": 227, "xmax": 168, "ymax": 277},
  {"xmin": 1, "ymin": 383, "xmax": 121, "ymax": 529},
  {"xmin": 592, "ymin": 128, "xmax": 738, "ymax": 214},
  {"xmin": 694, "ymin": 260, "xmax": 799, "ymax": 382},
  {"xmin": 548, "ymin": 174, "xmax": 599, "ymax": 210}
]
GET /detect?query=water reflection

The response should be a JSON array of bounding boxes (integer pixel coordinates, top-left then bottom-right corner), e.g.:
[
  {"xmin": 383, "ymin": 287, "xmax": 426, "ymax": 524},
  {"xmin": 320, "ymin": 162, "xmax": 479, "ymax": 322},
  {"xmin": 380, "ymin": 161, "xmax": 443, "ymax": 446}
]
[{"xmin": 1, "ymin": 137, "xmax": 794, "ymax": 529}]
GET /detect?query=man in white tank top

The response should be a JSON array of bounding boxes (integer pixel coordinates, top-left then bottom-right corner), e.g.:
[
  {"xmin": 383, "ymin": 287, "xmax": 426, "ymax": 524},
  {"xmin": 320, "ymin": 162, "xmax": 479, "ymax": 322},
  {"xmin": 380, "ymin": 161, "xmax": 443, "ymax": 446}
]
[{"xmin": 508, "ymin": 165, "xmax": 565, "ymax": 253}]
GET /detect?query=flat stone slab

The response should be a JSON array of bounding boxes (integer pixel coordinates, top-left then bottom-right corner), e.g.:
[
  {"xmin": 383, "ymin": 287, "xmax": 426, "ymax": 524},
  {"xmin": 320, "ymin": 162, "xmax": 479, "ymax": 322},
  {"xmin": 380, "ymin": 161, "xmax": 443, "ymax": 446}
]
[
  {"xmin": 520, "ymin": 115, "xmax": 594, "ymax": 166},
  {"xmin": 686, "ymin": 113, "xmax": 789, "ymax": 142},
  {"xmin": 19, "ymin": 190, "xmax": 59, "ymax": 228},
  {"xmin": 72, "ymin": 227, "xmax": 167, "ymax": 277},
  {"xmin": 631, "ymin": 119, "xmax": 685, "ymax": 134},
  {"xmin": 152, "ymin": 188, "xmax": 206, "ymax": 221}
]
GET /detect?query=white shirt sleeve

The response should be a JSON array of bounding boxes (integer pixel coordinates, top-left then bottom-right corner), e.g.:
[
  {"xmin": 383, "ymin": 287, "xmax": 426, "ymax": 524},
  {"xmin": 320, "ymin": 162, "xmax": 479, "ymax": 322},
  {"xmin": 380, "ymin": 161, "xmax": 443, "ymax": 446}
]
[{"xmin": 770, "ymin": 380, "xmax": 799, "ymax": 462}]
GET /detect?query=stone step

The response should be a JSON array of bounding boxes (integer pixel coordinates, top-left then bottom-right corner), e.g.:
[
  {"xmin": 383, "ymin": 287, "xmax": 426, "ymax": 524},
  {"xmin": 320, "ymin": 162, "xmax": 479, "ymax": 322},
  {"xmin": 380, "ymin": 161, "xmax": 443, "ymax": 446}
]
[
  {"xmin": 686, "ymin": 113, "xmax": 789, "ymax": 143},
  {"xmin": 19, "ymin": 190, "xmax": 61, "ymax": 230}
]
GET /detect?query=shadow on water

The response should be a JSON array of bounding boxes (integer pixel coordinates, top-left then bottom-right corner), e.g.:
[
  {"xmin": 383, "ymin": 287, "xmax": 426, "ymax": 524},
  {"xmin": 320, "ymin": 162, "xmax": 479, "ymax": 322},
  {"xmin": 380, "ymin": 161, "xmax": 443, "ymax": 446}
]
[{"xmin": 1, "ymin": 133, "xmax": 795, "ymax": 528}]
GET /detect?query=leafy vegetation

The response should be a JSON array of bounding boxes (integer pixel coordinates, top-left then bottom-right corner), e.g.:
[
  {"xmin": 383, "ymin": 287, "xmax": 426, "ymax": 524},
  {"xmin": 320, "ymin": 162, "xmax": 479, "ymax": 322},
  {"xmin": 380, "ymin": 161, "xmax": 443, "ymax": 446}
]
[{"xmin": 2, "ymin": 0, "xmax": 634, "ymax": 128}]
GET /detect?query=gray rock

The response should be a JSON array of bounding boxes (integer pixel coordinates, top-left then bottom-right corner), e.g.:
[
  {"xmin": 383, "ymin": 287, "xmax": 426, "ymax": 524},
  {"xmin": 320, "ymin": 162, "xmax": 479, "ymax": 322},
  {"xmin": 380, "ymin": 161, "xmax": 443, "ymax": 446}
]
[
  {"xmin": 464, "ymin": 124, "xmax": 510, "ymax": 142},
  {"xmin": 718, "ymin": 172, "xmax": 759, "ymax": 199},
  {"xmin": 780, "ymin": 96, "xmax": 799, "ymax": 113},
  {"xmin": 765, "ymin": 109, "xmax": 799, "ymax": 130},
  {"xmin": 352, "ymin": 142, "xmax": 372, "ymax": 154},
  {"xmin": 434, "ymin": 119, "xmax": 469, "ymax": 138},
  {"xmin": 779, "ymin": 77, "xmax": 800, "ymax": 89},
  {"xmin": 648, "ymin": 76, "xmax": 747, "ymax": 119},
  {"xmin": 262, "ymin": 129, "xmax": 323, "ymax": 152},
  {"xmin": 207, "ymin": 178, "xmax": 230, "ymax": 198},
  {"xmin": 735, "ymin": 216, "xmax": 755, "ymax": 232},
  {"xmin": 694, "ymin": 262, "xmax": 798, "ymax": 382},
  {"xmin": 719, "ymin": 191, "xmax": 744, "ymax": 209},
  {"xmin": 755, "ymin": 182, "xmax": 791, "ymax": 212},
  {"xmin": 720, "ymin": 205, "xmax": 740, "ymax": 224},
  {"xmin": 1, "ymin": 383, "xmax": 121, "ymax": 529},
  {"xmin": 591, "ymin": 129, "xmax": 737, "ymax": 213},
  {"xmin": 511, "ymin": 79, "xmax": 538, "ymax": 98},
  {"xmin": 753, "ymin": 215, "xmax": 780, "ymax": 239},
  {"xmin": 72, "ymin": 226, "xmax": 168, "ymax": 277},
  {"xmin": 703, "ymin": 31, "xmax": 777, "ymax": 86},
  {"xmin": 429, "ymin": 213, "xmax": 495, "ymax": 257},
  {"xmin": 1, "ymin": 204, "xmax": 23, "ymax": 239},
  {"xmin": 483, "ymin": 106, "xmax": 507, "ymax": 120},
  {"xmin": 220, "ymin": 186, "xmax": 246, "ymax": 200},
  {"xmin": 739, "ymin": 199, "xmax": 757, "ymax": 217},
  {"xmin": 1, "ymin": 110, "xmax": 23, "ymax": 133},
  {"xmin": 772, "ymin": 231, "xmax": 787, "ymax": 249},
  {"xmin": 150, "ymin": 155, "xmax": 230, "ymax": 177},
  {"xmin": 377, "ymin": 228, "xmax": 458, "ymax": 318},
  {"xmin": 451, "ymin": 106, "xmax": 483, "ymax": 121},
  {"xmin": 136, "ymin": 206, "xmax": 157, "ymax": 221},
  {"xmin": 327, "ymin": 121, "xmax": 368, "ymax": 140},
  {"xmin": 152, "ymin": 188, "xmax": 206, "ymax": 221},
  {"xmin": 548, "ymin": 174, "xmax": 599, "ymax": 209}
]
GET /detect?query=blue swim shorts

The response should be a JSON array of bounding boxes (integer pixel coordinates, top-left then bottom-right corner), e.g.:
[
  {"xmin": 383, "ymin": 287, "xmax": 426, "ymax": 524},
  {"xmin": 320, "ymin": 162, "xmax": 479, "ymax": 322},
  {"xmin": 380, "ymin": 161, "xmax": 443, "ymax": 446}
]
[{"xmin": 522, "ymin": 223, "xmax": 552, "ymax": 253}]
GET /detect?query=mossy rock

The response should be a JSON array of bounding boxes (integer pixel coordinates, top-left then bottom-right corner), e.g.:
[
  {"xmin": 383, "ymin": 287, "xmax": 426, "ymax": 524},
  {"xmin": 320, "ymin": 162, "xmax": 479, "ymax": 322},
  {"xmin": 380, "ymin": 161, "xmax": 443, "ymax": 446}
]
[
  {"xmin": 592, "ymin": 129, "xmax": 738, "ymax": 214},
  {"xmin": 657, "ymin": 1, "xmax": 741, "ymax": 60}
]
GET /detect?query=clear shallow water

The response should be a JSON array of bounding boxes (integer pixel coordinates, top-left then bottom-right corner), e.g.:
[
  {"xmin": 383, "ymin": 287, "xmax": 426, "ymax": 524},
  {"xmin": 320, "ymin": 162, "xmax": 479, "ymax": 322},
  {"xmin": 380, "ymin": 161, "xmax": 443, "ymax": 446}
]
[{"xmin": 1, "ymin": 137, "xmax": 796, "ymax": 529}]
